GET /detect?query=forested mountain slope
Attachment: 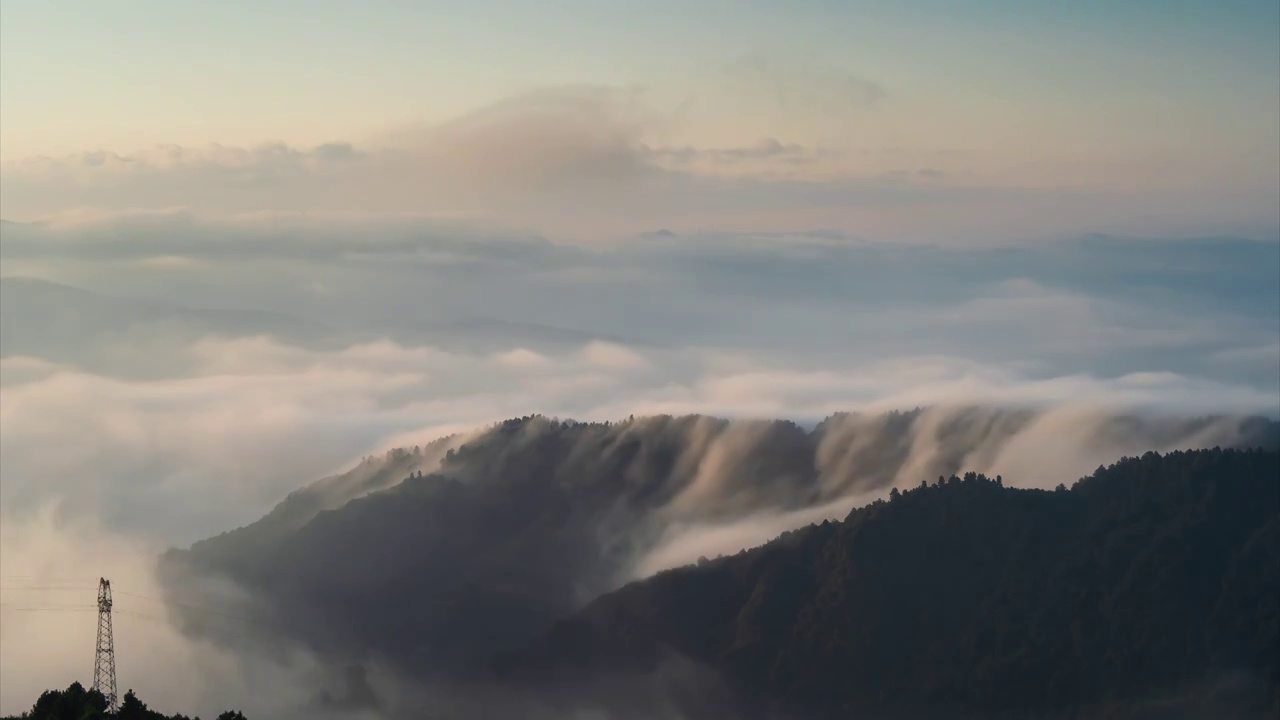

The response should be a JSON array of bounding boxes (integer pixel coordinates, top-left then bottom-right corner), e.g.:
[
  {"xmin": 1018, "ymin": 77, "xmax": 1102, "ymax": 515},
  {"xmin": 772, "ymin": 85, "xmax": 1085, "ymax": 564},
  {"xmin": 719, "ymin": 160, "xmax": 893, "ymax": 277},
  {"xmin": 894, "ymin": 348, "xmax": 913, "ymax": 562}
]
[
  {"xmin": 501, "ymin": 448, "xmax": 1280, "ymax": 719},
  {"xmin": 158, "ymin": 411, "xmax": 1278, "ymax": 696}
]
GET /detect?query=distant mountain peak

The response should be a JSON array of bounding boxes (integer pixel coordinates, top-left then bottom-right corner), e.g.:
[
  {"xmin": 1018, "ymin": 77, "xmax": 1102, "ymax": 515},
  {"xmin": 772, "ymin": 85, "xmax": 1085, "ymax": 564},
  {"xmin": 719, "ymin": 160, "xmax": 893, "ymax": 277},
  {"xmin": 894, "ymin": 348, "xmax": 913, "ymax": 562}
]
[{"xmin": 637, "ymin": 228, "xmax": 677, "ymax": 239}]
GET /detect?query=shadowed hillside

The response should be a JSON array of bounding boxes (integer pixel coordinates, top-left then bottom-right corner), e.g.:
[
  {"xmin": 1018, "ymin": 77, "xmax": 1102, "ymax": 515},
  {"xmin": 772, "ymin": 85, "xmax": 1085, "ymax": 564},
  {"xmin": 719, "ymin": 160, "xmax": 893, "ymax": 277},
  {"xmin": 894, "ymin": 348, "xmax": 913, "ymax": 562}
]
[
  {"xmin": 500, "ymin": 448, "xmax": 1280, "ymax": 719},
  {"xmin": 158, "ymin": 410, "xmax": 1279, "ymax": 692}
]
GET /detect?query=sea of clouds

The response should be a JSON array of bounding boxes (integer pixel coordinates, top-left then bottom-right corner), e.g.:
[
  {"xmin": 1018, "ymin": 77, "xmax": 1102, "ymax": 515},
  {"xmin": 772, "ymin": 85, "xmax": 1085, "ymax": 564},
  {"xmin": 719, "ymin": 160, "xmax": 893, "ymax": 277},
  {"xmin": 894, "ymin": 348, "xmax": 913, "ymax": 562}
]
[{"xmin": 1, "ymin": 210, "xmax": 1277, "ymax": 716}]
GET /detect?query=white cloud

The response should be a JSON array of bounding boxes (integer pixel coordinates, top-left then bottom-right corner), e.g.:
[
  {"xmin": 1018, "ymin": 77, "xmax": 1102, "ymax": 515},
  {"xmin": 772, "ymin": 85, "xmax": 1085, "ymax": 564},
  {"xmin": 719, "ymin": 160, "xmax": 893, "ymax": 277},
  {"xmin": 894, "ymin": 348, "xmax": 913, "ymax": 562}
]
[
  {"xmin": 578, "ymin": 341, "xmax": 651, "ymax": 372},
  {"xmin": 2, "ymin": 334, "xmax": 1274, "ymax": 548},
  {"xmin": 633, "ymin": 496, "xmax": 859, "ymax": 577},
  {"xmin": 633, "ymin": 401, "xmax": 1273, "ymax": 578}
]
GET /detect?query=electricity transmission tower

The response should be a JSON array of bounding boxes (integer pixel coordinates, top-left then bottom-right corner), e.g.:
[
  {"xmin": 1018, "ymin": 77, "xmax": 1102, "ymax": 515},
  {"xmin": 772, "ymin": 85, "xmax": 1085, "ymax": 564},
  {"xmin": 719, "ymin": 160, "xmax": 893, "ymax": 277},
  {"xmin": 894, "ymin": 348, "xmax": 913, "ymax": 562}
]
[{"xmin": 93, "ymin": 577, "xmax": 118, "ymax": 711}]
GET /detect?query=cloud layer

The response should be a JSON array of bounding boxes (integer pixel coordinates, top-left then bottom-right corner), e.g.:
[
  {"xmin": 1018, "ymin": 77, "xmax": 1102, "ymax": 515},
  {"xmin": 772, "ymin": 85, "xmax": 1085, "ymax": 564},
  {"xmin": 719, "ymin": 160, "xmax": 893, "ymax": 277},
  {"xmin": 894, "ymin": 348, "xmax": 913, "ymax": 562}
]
[
  {"xmin": 5, "ymin": 85, "xmax": 1277, "ymax": 240},
  {"xmin": 1, "ymin": 211, "xmax": 1277, "ymax": 714},
  {"xmin": 1, "ymin": 216, "xmax": 1275, "ymax": 547}
]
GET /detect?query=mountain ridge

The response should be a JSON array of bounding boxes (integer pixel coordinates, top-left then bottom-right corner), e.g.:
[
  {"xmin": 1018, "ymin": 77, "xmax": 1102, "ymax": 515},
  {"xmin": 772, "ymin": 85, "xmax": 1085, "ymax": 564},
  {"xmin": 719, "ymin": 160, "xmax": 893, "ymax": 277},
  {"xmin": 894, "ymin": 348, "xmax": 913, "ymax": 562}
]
[
  {"xmin": 494, "ymin": 448, "xmax": 1280, "ymax": 719},
  {"xmin": 158, "ymin": 410, "xmax": 1280, "ymax": 687}
]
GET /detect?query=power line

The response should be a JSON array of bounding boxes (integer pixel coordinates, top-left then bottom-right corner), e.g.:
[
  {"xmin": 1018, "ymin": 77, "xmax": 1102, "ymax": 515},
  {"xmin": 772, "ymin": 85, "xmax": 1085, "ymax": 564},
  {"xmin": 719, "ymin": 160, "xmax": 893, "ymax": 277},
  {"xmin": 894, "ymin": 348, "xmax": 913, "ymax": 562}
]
[
  {"xmin": 2, "ymin": 602, "xmax": 252, "ymax": 631},
  {"xmin": 0, "ymin": 599, "xmax": 97, "ymax": 604},
  {"xmin": 2, "ymin": 578, "xmax": 276, "ymax": 708},
  {"xmin": 3, "ymin": 591, "xmax": 269, "ymax": 643},
  {"xmin": 0, "ymin": 575, "xmax": 93, "ymax": 580},
  {"xmin": 0, "ymin": 586, "xmax": 99, "ymax": 591},
  {"xmin": 0, "ymin": 604, "xmax": 97, "ymax": 609},
  {"xmin": 2, "ymin": 579, "xmax": 277, "ymax": 651},
  {"xmin": 1, "ymin": 583, "xmax": 255, "ymax": 621}
]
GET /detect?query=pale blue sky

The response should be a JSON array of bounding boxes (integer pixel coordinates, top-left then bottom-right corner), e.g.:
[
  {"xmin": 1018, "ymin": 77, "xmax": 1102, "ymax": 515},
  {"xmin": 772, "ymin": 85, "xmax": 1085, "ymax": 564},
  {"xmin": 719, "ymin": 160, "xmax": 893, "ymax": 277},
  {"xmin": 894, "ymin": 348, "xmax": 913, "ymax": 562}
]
[
  {"xmin": 3, "ymin": 0, "xmax": 1276, "ymax": 151},
  {"xmin": 1, "ymin": 0, "xmax": 1277, "ymax": 237}
]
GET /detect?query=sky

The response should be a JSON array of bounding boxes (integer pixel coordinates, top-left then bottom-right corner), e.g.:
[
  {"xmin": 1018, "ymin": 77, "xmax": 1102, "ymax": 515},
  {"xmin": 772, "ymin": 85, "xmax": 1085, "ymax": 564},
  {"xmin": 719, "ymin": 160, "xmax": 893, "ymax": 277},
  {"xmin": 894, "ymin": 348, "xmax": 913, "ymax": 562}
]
[
  {"xmin": 1, "ymin": 2, "xmax": 1279, "ymax": 714},
  {"xmin": 2, "ymin": 0, "xmax": 1278, "ymax": 239}
]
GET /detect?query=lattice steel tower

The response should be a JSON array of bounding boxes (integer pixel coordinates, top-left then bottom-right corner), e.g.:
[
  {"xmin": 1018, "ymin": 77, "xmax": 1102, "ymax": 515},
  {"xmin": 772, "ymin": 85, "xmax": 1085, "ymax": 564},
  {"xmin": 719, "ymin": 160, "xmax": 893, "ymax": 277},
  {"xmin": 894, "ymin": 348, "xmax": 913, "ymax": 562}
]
[{"xmin": 93, "ymin": 577, "xmax": 118, "ymax": 711}]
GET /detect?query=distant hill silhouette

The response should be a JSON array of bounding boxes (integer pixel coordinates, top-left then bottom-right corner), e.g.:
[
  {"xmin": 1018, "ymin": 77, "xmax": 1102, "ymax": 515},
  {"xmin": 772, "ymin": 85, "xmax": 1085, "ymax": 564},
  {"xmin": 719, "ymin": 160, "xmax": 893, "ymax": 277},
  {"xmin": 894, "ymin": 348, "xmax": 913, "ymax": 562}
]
[
  {"xmin": 0, "ymin": 276, "xmax": 313, "ymax": 376},
  {"xmin": 0, "ymin": 276, "xmax": 643, "ymax": 368}
]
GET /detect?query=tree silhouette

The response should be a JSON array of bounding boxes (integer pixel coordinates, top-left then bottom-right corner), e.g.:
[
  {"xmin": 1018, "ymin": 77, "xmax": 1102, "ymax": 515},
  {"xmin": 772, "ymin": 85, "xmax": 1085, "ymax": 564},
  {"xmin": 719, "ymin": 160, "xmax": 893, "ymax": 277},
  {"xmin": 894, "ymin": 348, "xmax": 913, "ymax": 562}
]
[{"xmin": 1, "ymin": 683, "xmax": 247, "ymax": 720}]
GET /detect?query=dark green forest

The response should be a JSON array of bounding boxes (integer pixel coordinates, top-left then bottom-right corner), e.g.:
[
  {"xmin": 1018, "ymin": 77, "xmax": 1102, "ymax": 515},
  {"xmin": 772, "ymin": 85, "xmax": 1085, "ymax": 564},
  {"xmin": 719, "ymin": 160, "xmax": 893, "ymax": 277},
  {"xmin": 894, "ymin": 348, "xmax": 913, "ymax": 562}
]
[
  {"xmin": 0, "ymin": 682, "xmax": 245, "ymax": 720},
  {"xmin": 499, "ymin": 447, "xmax": 1280, "ymax": 718}
]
